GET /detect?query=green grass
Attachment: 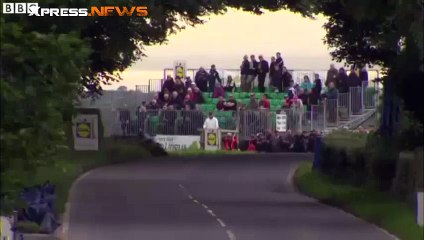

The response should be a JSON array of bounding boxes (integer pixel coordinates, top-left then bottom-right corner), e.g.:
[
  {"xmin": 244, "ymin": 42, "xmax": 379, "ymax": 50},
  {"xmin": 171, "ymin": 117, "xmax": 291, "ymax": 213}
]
[{"xmin": 295, "ymin": 162, "xmax": 424, "ymax": 240}]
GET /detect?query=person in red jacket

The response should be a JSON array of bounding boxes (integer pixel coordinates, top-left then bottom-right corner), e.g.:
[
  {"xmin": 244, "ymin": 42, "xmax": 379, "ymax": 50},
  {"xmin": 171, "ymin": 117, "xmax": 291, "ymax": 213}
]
[
  {"xmin": 259, "ymin": 94, "xmax": 270, "ymax": 109},
  {"xmin": 231, "ymin": 134, "xmax": 239, "ymax": 150},
  {"xmin": 224, "ymin": 133, "xmax": 232, "ymax": 151},
  {"xmin": 247, "ymin": 135, "xmax": 257, "ymax": 151}
]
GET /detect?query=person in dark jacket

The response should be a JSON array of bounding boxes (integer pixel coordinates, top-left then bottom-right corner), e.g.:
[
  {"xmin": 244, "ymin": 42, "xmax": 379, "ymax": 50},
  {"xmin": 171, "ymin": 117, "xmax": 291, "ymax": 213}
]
[
  {"xmin": 208, "ymin": 64, "xmax": 221, "ymax": 92},
  {"xmin": 359, "ymin": 65, "xmax": 368, "ymax": 87},
  {"xmin": 282, "ymin": 67, "xmax": 292, "ymax": 92},
  {"xmin": 349, "ymin": 67, "xmax": 361, "ymax": 88},
  {"xmin": 276, "ymin": 52, "xmax": 284, "ymax": 69},
  {"xmin": 240, "ymin": 55, "xmax": 250, "ymax": 92},
  {"xmin": 184, "ymin": 77, "xmax": 193, "ymax": 89},
  {"xmin": 271, "ymin": 64, "xmax": 283, "ymax": 92},
  {"xmin": 161, "ymin": 75, "xmax": 175, "ymax": 93},
  {"xmin": 349, "ymin": 67, "xmax": 362, "ymax": 114},
  {"xmin": 257, "ymin": 55, "xmax": 269, "ymax": 93},
  {"xmin": 246, "ymin": 55, "xmax": 258, "ymax": 92},
  {"xmin": 325, "ymin": 64, "xmax": 338, "ymax": 87},
  {"xmin": 192, "ymin": 87, "xmax": 205, "ymax": 104},
  {"xmin": 195, "ymin": 67, "xmax": 209, "ymax": 92},
  {"xmin": 119, "ymin": 105, "xmax": 131, "ymax": 136},
  {"xmin": 174, "ymin": 76, "xmax": 186, "ymax": 98},
  {"xmin": 224, "ymin": 75, "xmax": 236, "ymax": 92},
  {"xmin": 269, "ymin": 57, "xmax": 276, "ymax": 80},
  {"xmin": 169, "ymin": 91, "xmax": 183, "ymax": 110},
  {"xmin": 312, "ymin": 73, "xmax": 322, "ymax": 101},
  {"xmin": 336, "ymin": 67, "xmax": 349, "ymax": 93}
]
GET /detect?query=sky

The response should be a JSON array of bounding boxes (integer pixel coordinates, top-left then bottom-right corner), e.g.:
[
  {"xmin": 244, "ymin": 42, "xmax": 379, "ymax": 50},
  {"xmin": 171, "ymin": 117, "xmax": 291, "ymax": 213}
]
[{"xmin": 110, "ymin": 9, "xmax": 334, "ymax": 90}]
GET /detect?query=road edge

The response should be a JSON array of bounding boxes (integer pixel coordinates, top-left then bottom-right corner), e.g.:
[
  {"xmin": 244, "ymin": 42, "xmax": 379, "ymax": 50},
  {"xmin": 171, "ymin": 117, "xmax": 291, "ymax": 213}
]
[
  {"xmin": 287, "ymin": 163, "xmax": 400, "ymax": 240},
  {"xmin": 54, "ymin": 171, "xmax": 93, "ymax": 240}
]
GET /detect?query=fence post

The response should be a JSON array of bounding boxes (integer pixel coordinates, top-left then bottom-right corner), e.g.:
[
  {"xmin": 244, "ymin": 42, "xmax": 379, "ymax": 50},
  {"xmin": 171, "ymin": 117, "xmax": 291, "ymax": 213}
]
[
  {"xmin": 348, "ymin": 88, "xmax": 352, "ymax": 117},
  {"xmin": 323, "ymin": 101, "xmax": 327, "ymax": 130},
  {"xmin": 313, "ymin": 136, "xmax": 322, "ymax": 170}
]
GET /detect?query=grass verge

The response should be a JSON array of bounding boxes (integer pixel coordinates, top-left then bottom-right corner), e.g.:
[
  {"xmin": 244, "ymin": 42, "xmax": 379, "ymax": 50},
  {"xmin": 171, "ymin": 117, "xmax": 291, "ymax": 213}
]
[{"xmin": 294, "ymin": 162, "xmax": 424, "ymax": 240}]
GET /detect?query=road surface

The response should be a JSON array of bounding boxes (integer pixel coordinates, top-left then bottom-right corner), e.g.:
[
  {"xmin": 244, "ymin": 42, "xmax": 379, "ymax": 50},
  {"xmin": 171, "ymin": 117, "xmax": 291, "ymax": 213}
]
[{"xmin": 67, "ymin": 153, "xmax": 394, "ymax": 240}]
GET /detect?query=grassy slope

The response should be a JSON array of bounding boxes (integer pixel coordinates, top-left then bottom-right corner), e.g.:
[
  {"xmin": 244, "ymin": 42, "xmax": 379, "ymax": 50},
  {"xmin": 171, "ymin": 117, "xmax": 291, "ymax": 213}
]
[{"xmin": 295, "ymin": 162, "xmax": 424, "ymax": 240}]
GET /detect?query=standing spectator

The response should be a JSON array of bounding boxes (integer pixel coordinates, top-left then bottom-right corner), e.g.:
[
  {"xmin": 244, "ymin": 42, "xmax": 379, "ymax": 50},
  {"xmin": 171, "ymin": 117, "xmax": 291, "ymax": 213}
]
[
  {"xmin": 203, "ymin": 112, "xmax": 219, "ymax": 130},
  {"xmin": 336, "ymin": 67, "xmax": 349, "ymax": 93},
  {"xmin": 240, "ymin": 55, "xmax": 250, "ymax": 92},
  {"xmin": 208, "ymin": 64, "xmax": 221, "ymax": 92},
  {"xmin": 287, "ymin": 80, "xmax": 296, "ymax": 99},
  {"xmin": 247, "ymin": 93, "xmax": 259, "ymax": 110},
  {"xmin": 282, "ymin": 66, "xmax": 292, "ymax": 92},
  {"xmin": 119, "ymin": 105, "xmax": 131, "ymax": 136},
  {"xmin": 312, "ymin": 73, "xmax": 322, "ymax": 100},
  {"xmin": 195, "ymin": 67, "xmax": 209, "ymax": 92},
  {"xmin": 259, "ymin": 94, "xmax": 270, "ymax": 109},
  {"xmin": 223, "ymin": 95, "xmax": 237, "ymax": 111},
  {"xmin": 349, "ymin": 67, "xmax": 362, "ymax": 114},
  {"xmin": 271, "ymin": 64, "xmax": 283, "ymax": 92},
  {"xmin": 300, "ymin": 75, "xmax": 313, "ymax": 92},
  {"xmin": 162, "ymin": 75, "xmax": 175, "ymax": 93},
  {"xmin": 224, "ymin": 75, "xmax": 236, "ymax": 92},
  {"xmin": 297, "ymin": 89, "xmax": 309, "ymax": 106},
  {"xmin": 174, "ymin": 76, "xmax": 186, "ymax": 97},
  {"xmin": 147, "ymin": 99, "xmax": 160, "ymax": 110},
  {"xmin": 257, "ymin": 55, "xmax": 269, "ymax": 93},
  {"xmin": 349, "ymin": 66, "xmax": 361, "ymax": 87},
  {"xmin": 324, "ymin": 82, "xmax": 339, "ymax": 100},
  {"xmin": 192, "ymin": 87, "xmax": 205, "ymax": 104},
  {"xmin": 360, "ymin": 65, "xmax": 369, "ymax": 87},
  {"xmin": 216, "ymin": 96, "xmax": 225, "ymax": 111},
  {"xmin": 326, "ymin": 64, "xmax": 338, "ymax": 87},
  {"xmin": 212, "ymin": 81, "xmax": 225, "ymax": 98},
  {"xmin": 276, "ymin": 52, "xmax": 284, "ymax": 69},
  {"xmin": 247, "ymin": 55, "xmax": 258, "ymax": 92},
  {"xmin": 269, "ymin": 56, "xmax": 277, "ymax": 80},
  {"xmin": 323, "ymin": 82, "xmax": 339, "ymax": 124}
]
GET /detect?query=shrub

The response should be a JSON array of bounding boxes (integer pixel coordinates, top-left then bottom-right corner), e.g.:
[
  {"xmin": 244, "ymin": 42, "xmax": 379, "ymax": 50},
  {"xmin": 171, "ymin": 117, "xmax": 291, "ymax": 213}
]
[{"xmin": 392, "ymin": 152, "xmax": 415, "ymax": 202}]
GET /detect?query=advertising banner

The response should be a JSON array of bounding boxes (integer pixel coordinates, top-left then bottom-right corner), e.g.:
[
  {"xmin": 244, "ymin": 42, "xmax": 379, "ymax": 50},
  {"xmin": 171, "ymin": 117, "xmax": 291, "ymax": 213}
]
[
  {"xmin": 154, "ymin": 135, "xmax": 200, "ymax": 152},
  {"xmin": 173, "ymin": 60, "xmax": 186, "ymax": 79},
  {"xmin": 276, "ymin": 112, "xmax": 287, "ymax": 132},
  {"xmin": 73, "ymin": 114, "xmax": 99, "ymax": 151}
]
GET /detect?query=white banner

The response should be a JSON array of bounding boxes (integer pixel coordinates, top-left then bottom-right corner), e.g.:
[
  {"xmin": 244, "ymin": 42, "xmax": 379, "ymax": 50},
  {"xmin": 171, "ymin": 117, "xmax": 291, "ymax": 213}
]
[
  {"xmin": 154, "ymin": 135, "xmax": 200, "ymax": 151},
  {"xmin": 72, "ymin": 114, "xmax": 99, "ymax": 151},
  {"xmin": 276, "ymin": 113, "xmax": 287, "ymax": 132}
]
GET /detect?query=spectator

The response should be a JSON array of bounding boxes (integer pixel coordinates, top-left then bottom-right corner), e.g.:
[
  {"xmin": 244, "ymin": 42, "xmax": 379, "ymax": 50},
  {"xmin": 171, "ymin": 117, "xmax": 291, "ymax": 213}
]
[
  {"xmin": 271, "ymin": 64, "xmax": 283, "ymax": 92},
  {"xmin": 282, "ymin": 66, "xmax": 292, "ymax": 92},
  {"xmin": 119, "ymin": 105, "xmax": 131, "ymax": 136},
  {"xmin": 247, "ymin": 93, "xmax": 259, "ymax": 110},
  {"xmin": 297, "ymin": 88, "xmax": 309, "ymax": 106},
  {"xmin": 300, "ymin": 75, "xmax": 313, "ymax": 92},
  {"xmin": 349, "ymin": 66, "xmax": 361, "ymax": 88},
  {"xmin": 240, "ymin": 55, "xmax": 250, "ymax": 92},
  {"xmin": 192, "ymin": 87, "xmax": 205, "ymax": 104},
  {"xmin": 170, "ymin": 91, "xmax": 183, "ymax": 109},
  {"xmin": 336, "ymin": 67, "xmax": 349, "ymax": 93},
  {"xmin": 326, "ymin": 64, "xmax": 338, "ymax": 87},
  {"xmin": 174, "ymin": 76, "xmax": 186, "ymax": 97},
  {"xmin": 184, "ymin": 77, "xmax": 193, "ymax": 89},
  {"xmin": 158, "ymin": 88, "xmax": 170, "ymax": 103},
  {"xmin": 287, "ymin": 80, "xmax": 296, "ymax": 98},
  {"xmin": 224, "ymin": 75, "xmax": 236, "ymax": 92},
  {"xmin": 147, "ymin": 99, "xmax": 160, "ymax": 110},
  {"xmin": 257, "ymin": 55, "xmax": 269, "ymax": 93},
  {"xmin": 212, "ymin": 81, "xmax": 225, "ymax": 98},
  {"xmin": 209, "ymin": 64, "xmax": 221, "ymax": 92},
  {"xmin": 137, "ymin": 101, "xmax": 147, "ymax": 112},
  {"xmin": 259, "ymin": 94, "xmax": 270, "ymax": 109},
  {"xmin": 324, "ymin": 82, "xmax": 339, "ymax": 100},
  {"xmin": 247, "ymin": 135, "xmax": 257, "ymax": 151},
  {"xmin": 162, "ymin": 75, "xmax": 175, "ymax": 93},
  {"xmin": 216, "ymin": 96, "xmax": 225, "ymax": 111},
  {"xmin": 161, "ymin": 93, "xmax": 171, "ymax": 108},
  {"xmin": 307, "ymin": 89, "xmax": 318, "ymax": 110},
  {"xmin": 187, "ymin": 87, "xmax": 194, "ymax": 99},
  {"xmin": 183, "ymin": 94, "xmax": 196, "ymax": 110},
  {"xmin": 269, "ymin": 56, "xmax": 277, "ymax": 80},
  {"xmin": 203, "ymin": 112, "xmax": 219, "ymax": 130},
  {"xmin": 195, "ymin": 67, "xmax": 209, "ymax": 92},
  {"xmin": 136, "ymin": 102, "xmax": 147, "ymax": 136},
  {"xmin": 276, "ymin": 52, "xmax": 284, "ymax": 69},
  {"xmin": 312, "ymin": 73, "xmax": 322, "ymax": 100},
  {"xmin": 247, "ymin": 55, "xmax": 258, "ymax": 92},
  {"xmin": 360, "ymin": 65, "xmax": 368, "ymax": 87},
  {"xmin": 223, "ymin": 95, "xmax": 237, "ymax": 111}
]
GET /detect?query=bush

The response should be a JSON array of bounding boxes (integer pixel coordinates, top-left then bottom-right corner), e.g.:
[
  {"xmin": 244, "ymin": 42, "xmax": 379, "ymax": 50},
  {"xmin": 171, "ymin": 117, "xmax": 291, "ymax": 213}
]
[{"xmin": 392, "ymin": 152, "xmax": 415, "ymax": 201}]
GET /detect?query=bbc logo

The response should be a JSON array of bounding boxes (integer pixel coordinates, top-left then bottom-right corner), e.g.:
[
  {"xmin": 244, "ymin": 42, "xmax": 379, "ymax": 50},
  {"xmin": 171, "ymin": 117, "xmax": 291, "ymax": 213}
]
[{"xmin": 2, "ymin": 2, "xmax": 38, "ymax": 14}]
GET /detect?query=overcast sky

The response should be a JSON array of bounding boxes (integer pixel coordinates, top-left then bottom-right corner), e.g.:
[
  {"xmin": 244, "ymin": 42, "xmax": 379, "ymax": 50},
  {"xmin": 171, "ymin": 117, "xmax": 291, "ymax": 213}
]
[{"xmin": 113, "ymin": 9, "xmax": 335, "ymax": 89}]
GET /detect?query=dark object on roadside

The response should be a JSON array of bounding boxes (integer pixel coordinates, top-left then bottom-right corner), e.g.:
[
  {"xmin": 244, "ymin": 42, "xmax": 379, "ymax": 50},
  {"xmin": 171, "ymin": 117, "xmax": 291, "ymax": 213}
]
[{"xmin": 18, "ymin": 181, "xmax": 60, "ymax": 234}]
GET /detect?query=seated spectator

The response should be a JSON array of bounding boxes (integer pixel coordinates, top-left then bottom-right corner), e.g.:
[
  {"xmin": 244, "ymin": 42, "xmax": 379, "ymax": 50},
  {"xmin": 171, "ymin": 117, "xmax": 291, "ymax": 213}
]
[
  {"xmin": 187, "ymin": 87, "xmax": 194, "ymax": 99},
  {"xmin": 147, "ymin": 99, "xmax": 160, "ymax": 110},
  {"xmin": 161, "ymin": 93, "xmax": 171, "ymax": 109},
  {"xmin": 192, "ymin": 87, "xmax": 205, "ymax": 104},
  {"xmin": 212, "ymin": 81, "xmax": 225, "ymax": 98},
  {"xmin": 174, "ymin": 76, "xmax": 186, "ymax": 97},
  {"xmin": 159, "ymin": 88, "xmax": 170, "ymax": 103},
  {"xmin": 170, "ymin": 91, "xmax": 183, "ymax": 109},
  {"xmin": 182, "ymin": 94, "xmax": 195, "ymax": 110},
  {"xmin": 216, "ymin": 96, "xmax": 225, "ymax": 111},
  {"xmin": 185, "ymin": 77, "xmax": 193, "ymax": 89},
  {"xmin": 300, "ymin": 75, "xmax": 313, "ymax": 92},
  {"xmin": 287, "ymin": 80, "xmax": 296, "ymax": 98},
  {"xmin": 247, "ymin": 93, "xmax": 259, "ymax": 110},
  {"xmin": 259, "ymin": 94, "xmax": 270, "ymax": 109},
  {"xmin": 162, "ymin": 75, "xmax": 175, "ymax": 93},
  {"xmin": 224, "ymin": 76, "xmax": 236, "ymax": 92},
  {"xmin": 247, "ymin": 135, "xmax": 257, "ymax": 151},
  {"xmin": 223, "ymin": 95, "xmax": 237, "ymax": 111}
]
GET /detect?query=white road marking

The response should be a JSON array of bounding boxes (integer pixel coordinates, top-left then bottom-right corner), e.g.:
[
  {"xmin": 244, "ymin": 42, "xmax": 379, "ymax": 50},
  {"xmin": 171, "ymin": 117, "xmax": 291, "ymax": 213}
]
[
  {"xmin": 188, "ymin": 195, "xmax": 193, "ymax": 199},
  {"xmin": 178, "ymin": 184, "xmax": 185, "ymax": 189},
  {"xmin": 226, "ymin": 230, "xmax": 237, "ymax": 240},
  {"xmin": 202, "ymin": 204, "xmax": 209, "ymax": 209},
  {"xmin": 193, "ymin": 199, "xmax": 200, "ymax": 204},
  {"xmin": 207, "ymin": 210, "xmax": 216, "ymax": 217},
  {"xmin": 216, "ymin": 218, "xmax": 226, "ymax": 227}
]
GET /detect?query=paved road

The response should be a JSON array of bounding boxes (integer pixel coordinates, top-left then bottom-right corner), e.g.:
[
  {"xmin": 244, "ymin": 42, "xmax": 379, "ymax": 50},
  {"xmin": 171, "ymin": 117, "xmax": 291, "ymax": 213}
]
[{"xmin": 68, "ymin": 154, "xmax": 394, "ymax": 240}]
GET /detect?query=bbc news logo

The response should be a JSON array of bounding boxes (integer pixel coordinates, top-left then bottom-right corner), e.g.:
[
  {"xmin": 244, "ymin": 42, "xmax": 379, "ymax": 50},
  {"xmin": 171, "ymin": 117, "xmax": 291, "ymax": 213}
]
[{"xmin": 2, "ymin": 3, "xmax": 149, "ymax": 17}]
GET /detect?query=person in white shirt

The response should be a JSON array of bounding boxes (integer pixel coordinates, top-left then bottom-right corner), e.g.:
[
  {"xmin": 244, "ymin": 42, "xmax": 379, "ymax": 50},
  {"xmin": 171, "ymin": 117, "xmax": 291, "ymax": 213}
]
[{"xmin": 203, "ymin": 112, "xmax": 219, "ymax": 130}]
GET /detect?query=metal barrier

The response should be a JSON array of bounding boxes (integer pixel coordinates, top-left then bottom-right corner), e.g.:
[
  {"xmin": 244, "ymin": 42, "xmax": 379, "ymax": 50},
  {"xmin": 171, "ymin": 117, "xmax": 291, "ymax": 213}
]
[
  {"xmin": 135, "ymin": 85, "xmax": 149, "ymax": 93},
  {"xmin": 362, "ymin": 81, "xmax": 378, "ymax": 109},
  {"xmin": 311, "ymin": 104, "xmax": 325, "ymax": 131},
  {"xmin": 337, "ymin": 93, "xmax": 350, "ymax": 121},
  {"xmin": 239, "ymin": 110, "xmax": 272, "ymax": 138},
  {"xmin": 148, "ymin": 79, "xmax": 163, "ymax": 92},
  {"xmin": 325, "ymin": 99, "xmax": 338, "ymax": 127},
  {"xmin": 350, "ymin": 86, "xmax": 363, "ymax": 115}
]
